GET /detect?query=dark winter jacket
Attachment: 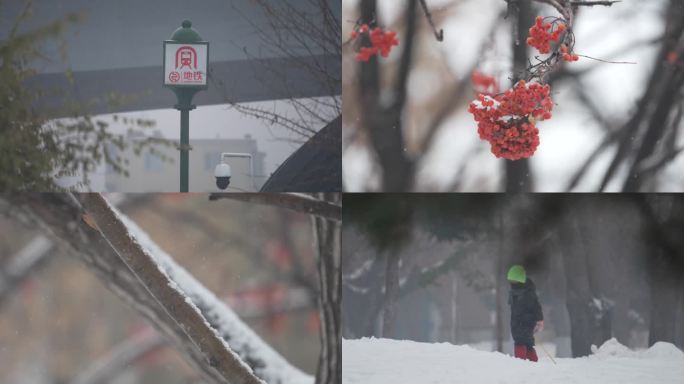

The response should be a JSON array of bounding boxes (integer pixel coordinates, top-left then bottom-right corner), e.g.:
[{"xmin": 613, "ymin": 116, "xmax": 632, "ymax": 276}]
[{"xmin": 508, "ymin": 278, "xmax": 543, "ymax": 347}]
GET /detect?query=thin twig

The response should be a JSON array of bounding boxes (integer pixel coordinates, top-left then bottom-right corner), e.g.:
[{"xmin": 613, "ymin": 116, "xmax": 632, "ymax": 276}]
[
  {"xmin": 208, "ymin": 192, "xmax": 341, "ymax": 222},
  {"xmin": 570, "ymin": 0, "xmax": 621, "ymax": 6},
  {"xmin": 576, "ymin": 54, "xmax": 636, "ymax": 64},
  {"xmin": 419, "ymin": 0, "xmax": 444, "ymax": 41}
]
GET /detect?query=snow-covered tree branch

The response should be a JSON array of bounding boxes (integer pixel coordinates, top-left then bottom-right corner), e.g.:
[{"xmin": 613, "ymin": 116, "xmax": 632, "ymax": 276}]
[
  {"xmin": 5, "ymin": 193, "xmax": 312, "ymax": 384},
  {"xmin": 209, "ymin": 193, "xmax": 342, "ymax": 222},
  {"xmin": 79, "ymin": 193, "xmax": 265, "ymax": 384}
]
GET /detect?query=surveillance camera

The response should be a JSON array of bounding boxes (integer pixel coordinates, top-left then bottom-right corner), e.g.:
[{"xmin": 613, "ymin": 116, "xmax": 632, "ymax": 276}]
[{"xmin": 214, "ymin": 163, "xmax": 232, "ymax": 190}]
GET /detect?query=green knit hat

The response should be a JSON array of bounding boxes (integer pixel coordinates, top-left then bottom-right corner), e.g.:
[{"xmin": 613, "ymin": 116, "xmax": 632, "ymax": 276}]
[{"xmin": 507, "ymin": 265, "xmax": 526, "ymax": 283}]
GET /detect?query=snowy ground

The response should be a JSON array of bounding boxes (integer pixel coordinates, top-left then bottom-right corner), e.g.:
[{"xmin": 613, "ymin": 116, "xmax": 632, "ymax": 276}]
[{"xmin": 342, "ymin": 338, "xmax": 684, "ymax": 384}]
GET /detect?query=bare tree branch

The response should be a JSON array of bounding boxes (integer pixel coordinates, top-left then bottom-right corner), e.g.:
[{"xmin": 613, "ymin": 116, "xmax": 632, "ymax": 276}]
[
  {"xmin": 569, "ymin": 0, "xmax": 621, "ymax": 6},
  {"xmin": 311, "ymin": 193, "xmax": 341, "ymax": 384},
  {"xmin": 71, "ymin": 329, "xmax": 164, "ymax": 384},
  {"xmin": 209, "ymin": 193, "xmax": 341, "ymax": 222},
  {"xmin": 418, "ymin": 0, "xmax": 444, "ymax": 41},
  {"xmin": 220, "ymin": 0, "xmax": 341, "ymax": 139},
  {"xmin": 0, "ymin": 235, "xmax": 54, "ymax": 307}
]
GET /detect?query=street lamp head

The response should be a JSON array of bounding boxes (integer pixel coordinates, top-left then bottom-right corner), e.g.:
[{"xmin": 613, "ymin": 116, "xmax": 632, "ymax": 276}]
[{"xmin": 170, "ymin": 19, "xmax": 204, "ymax": 43}]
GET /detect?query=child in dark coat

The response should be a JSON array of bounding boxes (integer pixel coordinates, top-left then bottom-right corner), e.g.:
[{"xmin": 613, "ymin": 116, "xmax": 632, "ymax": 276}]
[{"xmin": 507, "ymin": 265, "xmax": 543, "ymax": 362}]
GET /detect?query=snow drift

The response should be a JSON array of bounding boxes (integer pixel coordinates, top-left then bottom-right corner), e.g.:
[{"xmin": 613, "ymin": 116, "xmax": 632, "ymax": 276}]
[{"xmin": 342, "ymin": 338, "xmax": 684, "ymax": 384}]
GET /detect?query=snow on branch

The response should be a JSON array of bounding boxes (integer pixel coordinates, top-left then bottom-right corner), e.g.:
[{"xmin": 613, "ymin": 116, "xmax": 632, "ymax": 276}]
[
  {"xmin": 80, "ymin": 194, "xmax": 265, "ymax": 384},
  {"xmin": 209, "ymin": 193, "xmax": 341, "ymax": 222},
  {"xmin": 7, "ymin": 194, "xmax": 221, "ymax": 383},
  {"xmin": 7, "ymin": 193, "xmax": 312, "ymax": 384},
  {"xmin": 80, "ymin": 194, "xmax": 314, "ymax": 384}
]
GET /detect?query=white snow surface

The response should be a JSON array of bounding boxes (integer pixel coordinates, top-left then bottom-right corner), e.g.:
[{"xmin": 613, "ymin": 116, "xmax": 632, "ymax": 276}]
[
  {"xmin": 109, "ymin": 202, "xmax": 313, "ymax": 384},
  {"xmin": 343, "ymin": 338, "xmax": 684, "ymax": 384}
]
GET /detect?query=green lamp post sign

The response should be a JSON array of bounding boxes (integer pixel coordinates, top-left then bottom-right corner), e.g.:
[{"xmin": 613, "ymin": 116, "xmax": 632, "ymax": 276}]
[{"xmin": 163, "ymin": 20, "xmax": 209, "ymax": 192}]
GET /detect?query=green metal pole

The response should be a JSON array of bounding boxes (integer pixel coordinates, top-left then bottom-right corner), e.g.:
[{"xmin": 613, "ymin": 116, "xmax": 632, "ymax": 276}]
[
  {"xmin": 179, "ymin": 107, "xmax": 190, "ymax": 192},
  {"xmin": 165, "ymin": 20, "xmax": 207, "ymax": 192}
]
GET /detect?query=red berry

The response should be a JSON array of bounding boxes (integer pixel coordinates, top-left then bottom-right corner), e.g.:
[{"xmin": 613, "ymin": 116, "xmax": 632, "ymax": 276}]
[
  {"xmin": 471, "ymin": 71, "xmax": 499, "ymax": 95},
  {"xmin": 468, "ymin": 80, "xmax": 554, "ymax": 160},
  {"xmin": 527, "ymin": 17, "xmax": 566, "ymax": 55},
  {"xmin": 353, "ymin": 25, "xmax": 399, "ymax": 62}
]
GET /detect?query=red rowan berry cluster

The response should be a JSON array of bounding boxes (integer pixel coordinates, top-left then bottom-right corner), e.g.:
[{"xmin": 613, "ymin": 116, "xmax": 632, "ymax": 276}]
[
  {"xmin": 351, "ymin": 24, "xmax": 399, "ymax": 62},
  {"xmin": 527, "ymin": 16, "xmax": 566, "ymax": 55},
  {"xmin": 468, "ymin": 80, "xmax": 553, "ymax": 160},
  {"xmin": 560, "ymin": 44, "xmax": 579, "ymax": 62},
  {"xmin": 471, "ymin": 71, "xmax": 499, "ymax": 95}
]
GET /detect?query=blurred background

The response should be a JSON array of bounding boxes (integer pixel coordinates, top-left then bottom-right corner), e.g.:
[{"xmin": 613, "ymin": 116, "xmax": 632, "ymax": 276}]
[
  {"xmin": 342, "ymin": 0, "xmax": 684, "ymax": 192},
  {"xmin": 342, "ymin": 194, "xmax": 684, "ymax": 357},
  {"xmin": 0, "ymin": 194, "xmax": 320, "ymax": 383}
]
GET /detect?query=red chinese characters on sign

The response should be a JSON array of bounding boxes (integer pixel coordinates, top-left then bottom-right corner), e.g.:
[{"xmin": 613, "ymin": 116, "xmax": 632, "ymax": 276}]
[{"xmin": 168, "ymin": 45, "xmax": 204, "ymax": 84}]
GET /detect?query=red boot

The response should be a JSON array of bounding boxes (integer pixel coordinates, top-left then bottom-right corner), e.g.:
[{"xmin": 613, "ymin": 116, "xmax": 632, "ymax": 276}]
[
  {"xmin": 526, "ymin": 346, "xmax": 538, "ymax": 362},
  {"xmin": 514, "ymin": 344, "xmax": 528, "ymax": 360}
]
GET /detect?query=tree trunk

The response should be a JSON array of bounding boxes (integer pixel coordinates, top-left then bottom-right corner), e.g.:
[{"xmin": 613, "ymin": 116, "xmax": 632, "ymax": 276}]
[
  {"xmin": 558, "ymin": 208, "xmax": 608, "ymax": 357},
  {"xmin": 648, "ymin": 250, "xmax": 681, "ymax": 346},
  {"xmin": 381, "ymin": 253, "xmax": 400, "ymax": 338},
  {"xmin": 677, "ymin": 284, "xmax": 684, "ymax": 350},
  {"xmin": 495, "ymin": 211, "xmax": 504, "ymax": 352},
  {"xmin": 313, "ymin": 193, "xmax": 342, "ymax": 384},
  {"xmin": 360, "ymin": 0, "xmax": 417, "ymax": 191},
  {"xmin": 634, "ymin": 195, "xmax": 684, "ymax": 347},
  {"xmin": 451, "ymin": 273, "xmax": 458, "ymax": 344},
  {"xmin": 505, "ymin": 0, "xmax": 534, "ymax": 192}
]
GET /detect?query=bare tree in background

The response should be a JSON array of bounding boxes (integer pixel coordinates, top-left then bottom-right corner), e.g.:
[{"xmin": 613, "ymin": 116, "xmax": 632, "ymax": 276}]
[
  {"xmin": 311, "ymin": 193, "xmax": 341, "ymax": 384},
  {"xmin": 213, "ymin": 192, "xmax": 343, "ymax": 384},
  {"xmin": 0, "ymin": 236, "xmax": 54, "ymax": 307},
  {"xmin": 216, "ymin": 0, "xmax": 341, "ymax": 141}
]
